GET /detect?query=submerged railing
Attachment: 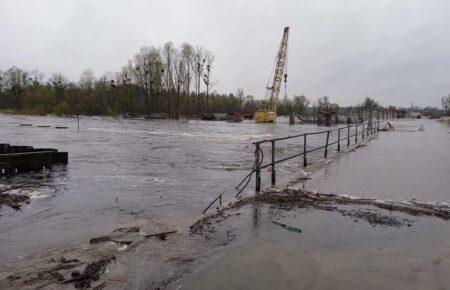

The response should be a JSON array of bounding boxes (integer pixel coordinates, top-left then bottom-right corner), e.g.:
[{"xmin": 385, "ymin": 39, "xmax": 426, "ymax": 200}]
[
  {"xmin": 202, "ymin": 120, "xmax": 381, "ymax": 214},
  {"xmin": 253, "ymin": 120, "xmax": 380, "ymax": 191}
]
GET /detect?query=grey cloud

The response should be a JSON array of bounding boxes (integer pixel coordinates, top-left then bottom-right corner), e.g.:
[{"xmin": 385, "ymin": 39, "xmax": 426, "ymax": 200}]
[{"xmin": 1, "ymin": 0, "xmax": 449, "ymax": 107}]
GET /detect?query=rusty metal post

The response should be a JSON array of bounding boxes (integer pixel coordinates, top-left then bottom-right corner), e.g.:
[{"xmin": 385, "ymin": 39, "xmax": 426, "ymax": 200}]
[
  {"xmin": 271, "ymin": 141, "xmax": 276, "ymax": 186},
  {"xmin": 324, "ymin": 131, "xmax": 330, "ymax": 158},
  {"xmin": 337, "ymin": 128, "xmax": 341, "ymax": 151},
  {"xmin": 362, "ymin": 123, "xmax": 365, "ymax": 139},
  {"xmin": 255, "ymin": 144, "xmax": 261, "ymax": 193},
  {"xmin": 347, "ymin": 126, "xmax": 350, "ymax": 146},
  {"xmin": 77, "ymin": 114, "xmax": 80, "ymax": 131},
  {"xmin": 377, "ymin": 120, "xmax": 380, "ymax": 132},
  {"xmin": 303, "ymin": 134, "xmax": 307, "ymax": 167},
  {"xmin": 355, "ymin": 125, "xmax": 358, "ymax": 143}
]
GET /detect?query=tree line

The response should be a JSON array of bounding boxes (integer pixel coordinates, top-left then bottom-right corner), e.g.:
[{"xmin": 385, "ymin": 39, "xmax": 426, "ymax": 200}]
[
  {"xmin": 0, "ymin": 41, "xmax": 448, "ymax": 118},
  {"xmin": 0, "ymin": 42, "xmax": 246, "ymax": 117}
]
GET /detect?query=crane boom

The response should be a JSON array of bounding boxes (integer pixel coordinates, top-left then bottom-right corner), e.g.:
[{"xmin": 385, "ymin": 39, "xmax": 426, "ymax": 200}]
[
  {"xmin": 268, "ymin": 26, "xmax": 289, "ymax": 113},
  {"xmin": 255, "ymin": 26, "xmax": 289, "ymax": 123}
]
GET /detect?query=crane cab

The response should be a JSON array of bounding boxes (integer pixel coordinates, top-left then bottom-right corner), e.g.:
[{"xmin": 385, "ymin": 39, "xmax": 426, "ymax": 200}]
[{"xmin": 255, "ymin": 110, "xmax": 277, "ymax": 123}]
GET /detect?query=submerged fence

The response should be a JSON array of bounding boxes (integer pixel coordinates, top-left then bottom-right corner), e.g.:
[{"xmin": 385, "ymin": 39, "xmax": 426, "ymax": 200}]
[
  {"xmin": 253, "ymin": 120, "xmax": 380, "ymax": 191},
  {"xmin": 202, "ymin": 120, "xmax": 381, "ymax": 214}
]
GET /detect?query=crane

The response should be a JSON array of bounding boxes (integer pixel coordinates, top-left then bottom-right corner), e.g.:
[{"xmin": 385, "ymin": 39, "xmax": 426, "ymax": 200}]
[{"xmin": 255, "ymin": 26, "xmax": 289, "ymax": 123}]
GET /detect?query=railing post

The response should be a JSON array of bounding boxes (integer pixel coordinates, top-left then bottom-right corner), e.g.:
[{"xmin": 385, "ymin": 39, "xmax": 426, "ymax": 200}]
[
  {"xmin": 303, "ymin": 134, "xmax": 307, "ymax": 167},
  {"xmin": 355, "ymin": 125, "xmax": 358, "ymax": 143},
  {"xmin": 324, "ymin": 131, "xmax": 330, "ymax": 158},
  {"xmin": 337, "ymin": 128, "xmax": 341, "ymax": 151},
  {"xmin": 255, "ymin": 144, "xmax": 261, "ymax": 193},
  {"xmin": 362, "ymin": 123, "xmax": 365, "ymax": 139},
  {"xmin": 347, "ymin": 126, "xmax": 350, "ymax": 146},
  {"xmin": 377, "ymin": 120, "xmax": 380, "ymax": 132},
  {"xmin": 271, "ymin": 141, "xmax": 276, "ymax": 186}
]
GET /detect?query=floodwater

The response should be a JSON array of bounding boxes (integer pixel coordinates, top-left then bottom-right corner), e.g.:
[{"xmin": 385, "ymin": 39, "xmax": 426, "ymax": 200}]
[
  {"xmin": 307, "ymin": 119, "xmax": 450, "ymax": 202},
  {"xmin": 0, "ymin": 114, "xmax": 330, "ymax": 270},
  {"xmin": 179, "ymin": 119, "xmax": 450, "ymax": 290},
  {"xmin": 1, "ymin": 115, "xmax": 449, "ymax": 289},
  {"xmin": 180, "ymin": 204, "xmax": 450, "ymax": 290}
]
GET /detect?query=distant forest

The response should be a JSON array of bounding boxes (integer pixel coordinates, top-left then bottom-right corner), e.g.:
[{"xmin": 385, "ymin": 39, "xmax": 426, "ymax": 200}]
[
  {"xmin": 1, "ymin": 42, "xmax": 448, "ymax": 118},
  {"xmin": 0, "ymin": 42, "xmax": 266, "ymax": 117}
]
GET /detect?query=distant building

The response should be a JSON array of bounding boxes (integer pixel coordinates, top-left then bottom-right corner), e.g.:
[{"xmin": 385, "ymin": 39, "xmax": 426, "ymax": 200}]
[{"xmin": 389, "ymin": 106, "xmax": 407, "ymax": 118}]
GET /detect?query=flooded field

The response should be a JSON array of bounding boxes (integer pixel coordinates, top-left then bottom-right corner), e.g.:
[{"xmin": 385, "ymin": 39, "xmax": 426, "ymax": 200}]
[
  {"xmin": 1, "ymin": 115, "xmax": 449, "ymax": 289},
  {"xmin": 0, "ymin": 114, "xmax": 329, "ymax": 271}
]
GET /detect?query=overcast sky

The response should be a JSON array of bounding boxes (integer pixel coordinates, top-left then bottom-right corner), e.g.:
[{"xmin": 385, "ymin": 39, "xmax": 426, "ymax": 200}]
[{"xmin": 1, "ymin": 0, "xmax": 449, "ymax": 107}]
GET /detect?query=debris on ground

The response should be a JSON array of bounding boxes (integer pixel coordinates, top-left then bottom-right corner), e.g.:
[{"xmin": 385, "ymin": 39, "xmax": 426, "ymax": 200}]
[
  {"xmin": 190, "ymin": 210, "xmax": 230, "ymax": 237},
  {"xmin": 70, "ymin": 257, "xmax": 115, "ymax": 288},
  {"xmin": 90, "ymin": 236, "xmax": 112, "ymax": 244},
  {"xmin": 191, "ymin": 187, "xmax": 450, "ymax": 237},
  {"xmin": 0, "ymin": 222, "xmax": 182, "ymax": 289},
  {"xmin": 113, "ymin": 226, "xmax": 140, "ymax": 233},
  {"xmin": 337, "ymin": 208, "xmax": 413, "ymax": 227},
  {"xmin": 0, "ymin": 192, "xmax": 30, "ymax": 210},
  {"xmin": 257, "ymin": 188, "xmax": 450, "ymax": 220},
  {"xmin": 145, "ymin": 230, "xmax": 177, "ymax": 240},
  {"xmin": 272, "ymin": 221, "xmax": 302, "ymax": 233}
]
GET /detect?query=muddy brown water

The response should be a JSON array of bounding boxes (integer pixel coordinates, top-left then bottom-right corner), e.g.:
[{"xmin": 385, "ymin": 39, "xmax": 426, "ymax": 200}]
[
  {"xmin": 177, "ymin": 119, "xmax": 450, "ymax": 290},
  {"xmin": 0, "ymin": 114, "xmax": 333, "ymax": 275},
  {"xmin": 179, "ymin": 204, "xmax": 450, "ymax": 290},
  {"xmin": 306, "ymin": 119, "xmax": 450, "ymax": 202},
  {"xmin": 1, "ymin": 115, "xmax": 449, "ymax": 289}
]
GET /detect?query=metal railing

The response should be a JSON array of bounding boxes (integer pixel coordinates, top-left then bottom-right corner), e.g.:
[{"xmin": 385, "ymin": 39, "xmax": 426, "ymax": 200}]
[
  {"xmin": 201, "ymin": 120, "xmax": 381, "ymax": 214},
  {"xmin": 253, "ymin": 120, "xmax": 381, "ymax": 192}
]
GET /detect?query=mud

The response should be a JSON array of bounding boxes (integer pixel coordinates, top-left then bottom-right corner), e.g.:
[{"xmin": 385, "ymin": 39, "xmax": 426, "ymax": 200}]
[
  {"xmin": 190, "ymin": 198, "xmax": 250, "ymax": 238},
  {"xmin": 0, "ymin": 192, "xmax": 30, "ymax": 210},
  {"xmin": 260, "ymin": 188, "xmax": 450, "ymax": 220},
  {"xmin": 0, "ymin": 224, "xmax": 182, "ymax": 289},
  {"xmin": 69, "ymin": 257, "xmax": 115, "ymax": 289},
  {"xmin": 190, "ymin": 187, "xmax": 450, "ymax": 237},
  {"xmin": 337, "ymin": 208, "xmax": 413, "ymax": 227}
]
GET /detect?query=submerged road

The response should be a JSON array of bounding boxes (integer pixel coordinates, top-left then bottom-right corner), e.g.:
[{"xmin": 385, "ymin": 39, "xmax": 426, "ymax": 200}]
[{"xmin": 179, "ymin": 119, "xmax": 450, "ymax": 290}]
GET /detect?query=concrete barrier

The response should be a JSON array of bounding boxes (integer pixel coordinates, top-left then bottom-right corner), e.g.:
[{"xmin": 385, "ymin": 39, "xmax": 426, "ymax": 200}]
[{"xmin": 0, "ymin": 144, "xmax": 68, "ymax": 176}]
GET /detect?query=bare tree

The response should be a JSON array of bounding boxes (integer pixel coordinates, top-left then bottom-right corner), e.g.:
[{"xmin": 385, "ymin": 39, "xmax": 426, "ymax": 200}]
[
  {"xmin": 292, "ymin": 95, "xmax": 309, "ymax": 115},
  {"xmin": 203, "ymin": 50, "xmax": 214, "ymax": 113},
  {"xmin": 162, "ymin": 42, "xmax": 176, "ymax": 117},
  {"xmin": 442, "ymin": 94, "xmax": 450, "ymax": 116},
  {"xmin": 79, "ymin": 69, "xmax": 95, "ymax": 114},
  {"xmin": 317, "ymin": 95, "xmax": 331, "ymax": 112},
  {"xmin": 50, "ymin": 72, "xmax": 67, "ymax": 100},
  {"xmin": 180, "ymin": 43, "xmax": 194, "ymax": 95},
  {"xmin": 236, "ymin": 88, "xmax": 244, "ymax": 112},
  {"xmin": 193, "ymin": 46, "xmax": 205, "ymax": 116},
  {"xmin": 172, "ymin": 50, "xmax": 184, "ymax": 119}
]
